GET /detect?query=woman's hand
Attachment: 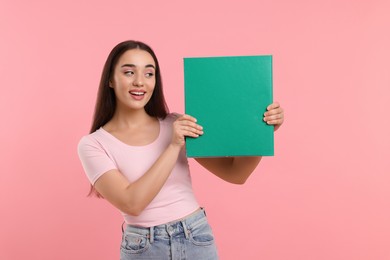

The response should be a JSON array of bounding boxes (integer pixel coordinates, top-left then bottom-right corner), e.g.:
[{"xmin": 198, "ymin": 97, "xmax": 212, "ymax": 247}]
[
  {"xmin": 171, "ymin": 114, "xmax": 204, "ymax": 147},
  {"xmin": 263, "ymin": 102, "xmax": 284, "ymax": 131}
]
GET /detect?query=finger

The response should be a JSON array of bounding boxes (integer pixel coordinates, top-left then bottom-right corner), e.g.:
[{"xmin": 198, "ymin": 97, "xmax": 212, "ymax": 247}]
[
  {"xmin": 175, "ymin": 119, "xmax": 203, "ymax": 131},
  {"xmin": 264, "ymin": 109, "xmax": 284, "ymax": 119},
  {"xmin": 264, "ymin": 113, "xmax": 283, "ymax": 121},
  {"xmin": 177, "ymin": 114, "xmax": 198, "ymax": 122},
  {"xmin": 173, "ymin": 121, "xmax": 204, "ymax": 135},
  {"xmin": 265, "ymin": 119, "xmax": 283, "ymax": 125},
  {"xmin": 179, "ymin": 125, "xmax": 204, "ymax": 135},
  {"xmin": 264, "ymin": 107, "xmax": 283, "ymax": 117},
  {"xmin": 267, "ymin": 102, "xmax": 280, "ymax": 111},
  {"xmin": 178, "ymin": 129, "xmax": 203, "ymax": 138},
  {"xmin": 175, "ymin": 124, "xmax": 203, "ymax": 135},
  {"xmin": 182, "ymin": 129, "xmax": 202, "ymax": 138}
]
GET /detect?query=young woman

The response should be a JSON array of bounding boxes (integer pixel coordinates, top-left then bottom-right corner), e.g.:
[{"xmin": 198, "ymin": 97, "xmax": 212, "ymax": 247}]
[{"xmin": 78, "ymin": 40, "xmax": 284, "ymax": 260}]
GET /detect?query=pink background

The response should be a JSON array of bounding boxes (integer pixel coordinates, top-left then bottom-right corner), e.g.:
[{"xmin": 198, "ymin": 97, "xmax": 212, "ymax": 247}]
[{"xmin": 1, "ymin": 0, "xmax": 389, "ymax": 259}]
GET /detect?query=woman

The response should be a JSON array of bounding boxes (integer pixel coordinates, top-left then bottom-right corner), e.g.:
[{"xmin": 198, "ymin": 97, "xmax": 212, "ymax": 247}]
[{"xmin": 78, "ymin": 40, "xmax": 284, "ymax": 259}]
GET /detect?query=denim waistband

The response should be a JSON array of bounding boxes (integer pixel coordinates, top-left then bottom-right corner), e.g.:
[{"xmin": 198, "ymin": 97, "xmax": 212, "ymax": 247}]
[{"xmin": 123, "ymin": 208, "xmax": 206, "ymax": 243}]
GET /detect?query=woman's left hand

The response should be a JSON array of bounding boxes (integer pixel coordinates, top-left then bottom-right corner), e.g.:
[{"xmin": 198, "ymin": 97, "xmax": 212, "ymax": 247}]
[{"xmin": 263, "ymin": 102, "xmax": 284, "ymax": 131}]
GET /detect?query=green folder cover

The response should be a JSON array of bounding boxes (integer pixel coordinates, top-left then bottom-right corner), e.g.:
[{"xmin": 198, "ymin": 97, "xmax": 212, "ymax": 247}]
[{"xmin": 184, "ymin": 55, "xmax": 274, "ymax": 157}]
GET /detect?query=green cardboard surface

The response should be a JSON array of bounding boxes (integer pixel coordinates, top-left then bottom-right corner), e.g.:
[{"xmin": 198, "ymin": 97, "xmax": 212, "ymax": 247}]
[{"xmin": 184, "ymin": 55, "xmax": 274, "ymax": 157}]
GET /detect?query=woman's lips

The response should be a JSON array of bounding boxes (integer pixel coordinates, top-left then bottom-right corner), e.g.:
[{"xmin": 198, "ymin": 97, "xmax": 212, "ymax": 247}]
[{"xmin": 129, "ymin": 91, "xmax": 146, "ymax": 100}]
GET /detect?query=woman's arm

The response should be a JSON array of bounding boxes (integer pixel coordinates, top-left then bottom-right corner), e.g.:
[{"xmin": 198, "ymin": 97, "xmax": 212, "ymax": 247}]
[
  {"xmin": 195, "ymin": 102, "xmax": 284, "ymax": 184},
  {"xmin": 195, "ymin": 156, "xmax": 262, "ymax": 184},
  {"xmin": 94, "ymin": 144, "xmax": 181, "ymax": 216},
  {"xmin": 93, "ymin": 115, "xmax": 203, "ymax": 216}
]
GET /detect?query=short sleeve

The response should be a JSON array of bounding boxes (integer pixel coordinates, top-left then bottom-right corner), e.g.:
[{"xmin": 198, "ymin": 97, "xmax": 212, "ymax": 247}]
[{"xmin": 77, "ymin": 136, "xmax": 117, "ymax": 185}]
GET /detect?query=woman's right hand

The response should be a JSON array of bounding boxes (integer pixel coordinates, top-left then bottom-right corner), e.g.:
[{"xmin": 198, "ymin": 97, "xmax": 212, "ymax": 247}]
[
  {"xmin": 171, "ymin": 114, "xmax": 204, "ymax": 148},
  {"xmin": 92, "ymin": 114, "xmax": 204, "ymax": 216}
]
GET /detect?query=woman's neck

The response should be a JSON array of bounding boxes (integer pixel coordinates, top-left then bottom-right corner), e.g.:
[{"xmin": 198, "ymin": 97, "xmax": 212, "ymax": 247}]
[{"xmin": 106, "ymin": 108, "xmax": 155, "ymax": 131}]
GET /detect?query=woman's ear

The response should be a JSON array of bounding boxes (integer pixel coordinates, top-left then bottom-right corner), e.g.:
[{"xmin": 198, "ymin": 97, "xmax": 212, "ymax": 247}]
[{"xmin": 109, "ymin": 80, "xmax": 113, "ymax": 88}]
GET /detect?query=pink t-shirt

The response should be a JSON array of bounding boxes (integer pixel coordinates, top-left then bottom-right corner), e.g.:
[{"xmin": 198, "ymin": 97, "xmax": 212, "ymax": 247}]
[{"xmin": 77, "ymin": 114, "xmax": 200, "ymax": 227}]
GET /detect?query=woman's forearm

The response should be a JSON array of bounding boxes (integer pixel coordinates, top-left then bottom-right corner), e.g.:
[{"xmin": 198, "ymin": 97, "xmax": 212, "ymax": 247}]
[{"xmin": 123, "ymin": 144, "xmax": 182, "ymax": 215}]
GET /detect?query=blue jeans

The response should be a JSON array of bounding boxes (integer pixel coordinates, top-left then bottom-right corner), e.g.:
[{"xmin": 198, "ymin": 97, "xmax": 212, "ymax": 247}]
[{"xmin": 120, "ymin": 208, "xmax": 219, "ymax": 260}]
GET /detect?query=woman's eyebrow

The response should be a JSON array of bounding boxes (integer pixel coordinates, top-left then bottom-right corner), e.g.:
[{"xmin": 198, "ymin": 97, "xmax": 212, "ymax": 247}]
[
  {"xmin": 121, "ymin": 64, "xmax": 136, "ymax": 68},
  {"xmin": 121, "ymin": 64, "xmax": 155, "ymax": 69}
]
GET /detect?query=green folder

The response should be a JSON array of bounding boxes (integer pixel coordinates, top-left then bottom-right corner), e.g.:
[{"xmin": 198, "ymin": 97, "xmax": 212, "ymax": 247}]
[{"xmin": 184, "ymin": 55, "xmax": 274, "ymax": 157}]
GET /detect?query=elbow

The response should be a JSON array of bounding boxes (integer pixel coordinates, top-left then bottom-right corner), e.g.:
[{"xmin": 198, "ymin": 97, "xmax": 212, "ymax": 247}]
[
  {"xmin": 231, "ymin": 178, "xmax": 248, "ymax": 185},
  {"xmin": 121, "ymin": 203, "xmax": 145, "ymax": 217},
  {"xmin": 120, "ymin": 188, "xmax": 147, "ymax": 216},
  {"xmin": 218, "ymin": 170, "xmax": 251, "ymax": 185},
  {"xmin": 126, "ymin": 209, "xmax": 143, "ymax": 217},
  {"xmin": 228, "ymin": 175, "xmax": 250, "ymax": 185}
]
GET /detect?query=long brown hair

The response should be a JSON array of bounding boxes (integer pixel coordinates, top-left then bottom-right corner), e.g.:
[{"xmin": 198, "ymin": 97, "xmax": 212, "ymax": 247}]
[{"xmin": 88, "ymin": 40, "xmax": 169, "ymax": 197}]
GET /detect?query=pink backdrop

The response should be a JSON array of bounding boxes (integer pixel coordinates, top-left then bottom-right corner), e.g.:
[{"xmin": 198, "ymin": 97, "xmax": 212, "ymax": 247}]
[{"xmin": 1, "ymin": 0, "xmax": 389, "ymax": 259}]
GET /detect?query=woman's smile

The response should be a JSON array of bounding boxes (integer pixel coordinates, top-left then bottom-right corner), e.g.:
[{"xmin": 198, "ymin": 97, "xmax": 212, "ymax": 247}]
[
  {"xmin": 129, "ymin": 90, "xmax": 147, "ymax": 100},
  {"xmin": 110, "ymin": 49, "xmax": 156, "ymax": 110}
]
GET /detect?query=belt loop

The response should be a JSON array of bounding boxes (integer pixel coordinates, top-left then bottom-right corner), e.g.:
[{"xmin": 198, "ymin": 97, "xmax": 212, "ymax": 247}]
[
  {"xmin": 181, "ymin": 221, "xmax": 189, "ymax": 240},
  {"xmin": 149, "ymin": 226, "xmax": 154, "ymax": 243},
  {"xmin": 121, "ymin": 221, "xmax": 125, "ymax": 233}
]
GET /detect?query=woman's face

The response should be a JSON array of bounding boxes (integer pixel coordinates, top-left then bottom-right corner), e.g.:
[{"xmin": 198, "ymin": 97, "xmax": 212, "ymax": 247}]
[{"xmin": 110, "ymin": 49, "xmax": 156, "ymax": 112}]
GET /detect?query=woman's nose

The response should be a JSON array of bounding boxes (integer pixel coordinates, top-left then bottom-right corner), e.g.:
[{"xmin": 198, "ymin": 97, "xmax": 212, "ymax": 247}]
[{"xmin": 133, "ymin": 75, "xmax": 144, "ymax": 87}]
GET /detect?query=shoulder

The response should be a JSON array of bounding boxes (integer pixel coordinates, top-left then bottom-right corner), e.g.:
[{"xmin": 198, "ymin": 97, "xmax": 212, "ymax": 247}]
[
  {"xmin": 161, "ymin": 113, "xmax": 182, "ymax": 124},
  {"xmin": 77, "ymin": 129, "xmax": 106, "ymax": 153},
  {"xmin": 77, "ymin": 130, "xmax": 118, "ymax": 185}
]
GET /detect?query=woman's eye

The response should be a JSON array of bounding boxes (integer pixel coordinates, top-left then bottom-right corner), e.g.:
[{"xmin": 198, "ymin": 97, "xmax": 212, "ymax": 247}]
[
  {"xmin": 145, "ymin": 72, "xmax": 154, "ymax": 78},
  {"xmin": 124, "ymin": 71, "xmax": 134, "ymax": 76}
]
